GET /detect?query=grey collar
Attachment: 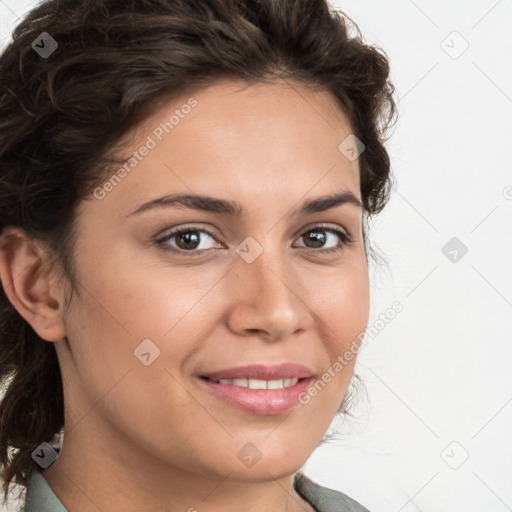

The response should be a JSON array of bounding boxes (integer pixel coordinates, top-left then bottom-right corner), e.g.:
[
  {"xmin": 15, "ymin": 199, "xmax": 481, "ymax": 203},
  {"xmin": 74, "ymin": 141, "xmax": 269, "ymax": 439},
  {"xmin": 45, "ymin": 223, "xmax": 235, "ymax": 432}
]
[{"xmin": 293, "ymin": 471, "xmax": 372, "ymax": 512}]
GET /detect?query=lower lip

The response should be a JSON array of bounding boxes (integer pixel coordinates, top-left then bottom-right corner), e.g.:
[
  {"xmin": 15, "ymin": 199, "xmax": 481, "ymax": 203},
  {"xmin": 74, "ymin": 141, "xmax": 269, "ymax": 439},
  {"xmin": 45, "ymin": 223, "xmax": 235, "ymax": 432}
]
[{"xmin": 198, "ymin": 377, "xmax": 313, "ymax": 415}]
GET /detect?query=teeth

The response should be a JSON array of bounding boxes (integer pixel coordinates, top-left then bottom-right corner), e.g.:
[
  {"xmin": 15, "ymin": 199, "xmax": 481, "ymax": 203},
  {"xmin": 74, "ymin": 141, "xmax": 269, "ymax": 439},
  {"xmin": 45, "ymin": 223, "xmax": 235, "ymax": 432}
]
[
  {"xmin": 213, "ymin": 377, "xmax": 299, "ymax": 389},
  {"xmin": 248, "ymin": 379, "xmax": 267, "ymax": 389},
  {"xmin": 267, "ymin": 379, "xmax": 284, "ymax": 389}
]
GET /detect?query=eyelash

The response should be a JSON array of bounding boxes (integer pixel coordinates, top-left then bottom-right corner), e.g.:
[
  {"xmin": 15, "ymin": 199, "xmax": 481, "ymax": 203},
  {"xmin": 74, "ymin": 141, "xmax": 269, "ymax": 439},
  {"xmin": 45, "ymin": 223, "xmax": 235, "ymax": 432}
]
[{"xmin": 154, "ymin": 223, "xmax": 354, "ymax": 257}]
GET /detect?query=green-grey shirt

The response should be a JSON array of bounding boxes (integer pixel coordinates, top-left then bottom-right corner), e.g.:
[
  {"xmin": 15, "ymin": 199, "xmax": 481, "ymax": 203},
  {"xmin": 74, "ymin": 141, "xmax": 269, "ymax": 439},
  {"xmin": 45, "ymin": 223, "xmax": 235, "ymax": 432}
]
[{"xmin": 22, "ymin": 467, "xmax": 371, "ymax": 512}]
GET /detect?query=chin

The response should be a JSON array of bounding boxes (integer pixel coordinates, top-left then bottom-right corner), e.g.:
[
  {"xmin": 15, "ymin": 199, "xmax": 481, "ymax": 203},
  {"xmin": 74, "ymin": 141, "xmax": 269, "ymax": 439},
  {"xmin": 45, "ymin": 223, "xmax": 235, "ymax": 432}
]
[{"xmin": 207, "ymin": 448, "xmax": 310, "ymax": 483}]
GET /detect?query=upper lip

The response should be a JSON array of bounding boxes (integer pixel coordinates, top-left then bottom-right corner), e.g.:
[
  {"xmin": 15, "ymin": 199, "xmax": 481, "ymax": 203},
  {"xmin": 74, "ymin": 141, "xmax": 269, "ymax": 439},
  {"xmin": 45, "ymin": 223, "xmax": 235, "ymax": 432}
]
[{"xmin": 200, "ymin": 363, "xmax": 314, "ymax": 380}]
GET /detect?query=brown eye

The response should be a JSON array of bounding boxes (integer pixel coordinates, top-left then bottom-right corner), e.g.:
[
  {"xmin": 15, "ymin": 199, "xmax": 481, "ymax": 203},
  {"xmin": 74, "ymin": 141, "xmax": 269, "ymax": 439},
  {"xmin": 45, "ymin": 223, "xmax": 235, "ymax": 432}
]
[
  {"xmin": 173, "ymin": 230, "xmax": 201, "ymax": 250},
  {"xmin": 294, "ymin": 225, "xmax": 353, "ymax": 254},
  {"xmin": 156, "ymin": 227, "xmax": 220, "ymax": 254}
]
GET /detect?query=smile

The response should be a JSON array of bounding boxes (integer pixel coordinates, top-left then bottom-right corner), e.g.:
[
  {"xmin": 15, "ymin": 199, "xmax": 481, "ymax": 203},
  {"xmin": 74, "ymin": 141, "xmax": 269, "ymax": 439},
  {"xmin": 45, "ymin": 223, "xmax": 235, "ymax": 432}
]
[
  {"xmin": 204, "ymin": 377, "xmax": 299, "ymax": 389},
  {"xmin": 198, "ymin": 376, "xmax": 313, "ymax": 415}
]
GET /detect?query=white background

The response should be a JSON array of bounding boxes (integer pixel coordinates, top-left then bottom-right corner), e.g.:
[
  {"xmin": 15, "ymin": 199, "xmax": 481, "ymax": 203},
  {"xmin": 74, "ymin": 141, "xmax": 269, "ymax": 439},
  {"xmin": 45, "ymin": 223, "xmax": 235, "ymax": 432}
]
[{"xmin": 0, "ymin": 1, "xmax": 511, "ymax": 511}]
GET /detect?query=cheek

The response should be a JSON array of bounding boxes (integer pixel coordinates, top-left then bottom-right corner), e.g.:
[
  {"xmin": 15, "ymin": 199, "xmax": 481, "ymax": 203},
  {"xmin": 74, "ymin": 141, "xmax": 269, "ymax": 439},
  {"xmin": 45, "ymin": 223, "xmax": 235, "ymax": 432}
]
[
  {"xmin": 66, "ymin": 261, "xmax": 232, "ymax": 431},
  {"xmin": 76, "ymin": 250, "xmax": 216, "ymax": 342},
  {"xmin": 61, "ymin": 264, "xmax": 212, "ymax": 448},
  {"xmin": 336, "ymin": 276, "xmax": 369, "ymax": 345},
  {"xmin": 308, "ymin": 263, "xmax": 370, "ymax": 348},
  {"xmin": 298, "ymin": 267, "xmax": 369, "ymax": 415}
]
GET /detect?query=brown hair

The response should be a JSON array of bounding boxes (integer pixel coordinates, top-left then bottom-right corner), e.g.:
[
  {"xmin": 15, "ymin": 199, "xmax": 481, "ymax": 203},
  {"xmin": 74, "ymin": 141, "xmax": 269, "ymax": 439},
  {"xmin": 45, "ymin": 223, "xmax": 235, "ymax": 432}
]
[{"xmin": 0, "ymin": 0, "xmax": 396, "ymax": 505}]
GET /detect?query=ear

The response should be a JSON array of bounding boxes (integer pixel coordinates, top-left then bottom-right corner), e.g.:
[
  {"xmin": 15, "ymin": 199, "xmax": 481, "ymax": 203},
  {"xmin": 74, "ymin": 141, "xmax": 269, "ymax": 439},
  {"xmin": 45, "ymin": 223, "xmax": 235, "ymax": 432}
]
[{"xmin": 0, "ymin": 227, "xmax": 67, "ymax": 343}]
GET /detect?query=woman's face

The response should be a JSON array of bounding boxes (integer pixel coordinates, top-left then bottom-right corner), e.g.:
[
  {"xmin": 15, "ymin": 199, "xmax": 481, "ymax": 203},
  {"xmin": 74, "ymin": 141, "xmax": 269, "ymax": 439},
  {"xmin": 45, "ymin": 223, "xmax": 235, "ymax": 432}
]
[{"xmin": 53, "ymin": 79, "xmax": 369, "ymax": 483}]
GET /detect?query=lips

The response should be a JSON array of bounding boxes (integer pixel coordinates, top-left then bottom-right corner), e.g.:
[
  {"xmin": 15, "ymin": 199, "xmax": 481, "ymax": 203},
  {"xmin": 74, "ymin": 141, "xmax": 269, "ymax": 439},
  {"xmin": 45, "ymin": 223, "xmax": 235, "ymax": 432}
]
[
  {"xmin": 197, "ymin": 363, "xmax": 316, "ymax": 415},
  {"xmin": 198, "ymin": 375, "xmax": 314, "ymax": 415},
  {"xmin": 200, "ymin": 363, "xmax": 314, "ymax": 381}
]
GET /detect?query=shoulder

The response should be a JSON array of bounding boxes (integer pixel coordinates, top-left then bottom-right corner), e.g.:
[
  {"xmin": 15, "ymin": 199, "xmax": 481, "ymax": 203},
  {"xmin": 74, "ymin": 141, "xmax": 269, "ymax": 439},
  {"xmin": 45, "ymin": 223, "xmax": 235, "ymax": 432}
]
[{"xmin": 293, "ymin": 471, "xmax": 372, "ymax": 512}]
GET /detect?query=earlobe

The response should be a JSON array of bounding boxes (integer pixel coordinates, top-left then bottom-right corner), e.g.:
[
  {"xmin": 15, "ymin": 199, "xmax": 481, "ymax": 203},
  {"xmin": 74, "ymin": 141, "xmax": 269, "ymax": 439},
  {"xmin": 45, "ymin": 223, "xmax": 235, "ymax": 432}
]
[{"xmin": 0, "ymin": 227, "xmax": 67, "ymax": 342}]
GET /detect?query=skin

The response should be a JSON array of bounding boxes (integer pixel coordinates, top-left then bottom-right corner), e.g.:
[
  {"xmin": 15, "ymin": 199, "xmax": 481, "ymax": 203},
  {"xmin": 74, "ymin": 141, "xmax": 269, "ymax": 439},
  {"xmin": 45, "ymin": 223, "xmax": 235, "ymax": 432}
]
[{"xmin": 0, "ymin": 78, "xmax": 370, "ymax": 512}]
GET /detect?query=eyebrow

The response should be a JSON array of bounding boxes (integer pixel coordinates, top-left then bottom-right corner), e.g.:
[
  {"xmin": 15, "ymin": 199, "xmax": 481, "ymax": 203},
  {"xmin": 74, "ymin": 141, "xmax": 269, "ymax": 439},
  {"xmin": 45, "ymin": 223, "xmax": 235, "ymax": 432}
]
[{"xmin": 126, "ymin": 189, "xmax": 362, "ymax": 218}]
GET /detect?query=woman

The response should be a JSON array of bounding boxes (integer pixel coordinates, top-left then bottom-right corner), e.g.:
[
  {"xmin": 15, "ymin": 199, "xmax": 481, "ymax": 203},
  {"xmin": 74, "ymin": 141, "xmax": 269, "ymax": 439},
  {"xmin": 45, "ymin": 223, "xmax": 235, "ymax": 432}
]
[{"xmin": 0, "ymin": 0, "xmax": 396, "ymax": 510}]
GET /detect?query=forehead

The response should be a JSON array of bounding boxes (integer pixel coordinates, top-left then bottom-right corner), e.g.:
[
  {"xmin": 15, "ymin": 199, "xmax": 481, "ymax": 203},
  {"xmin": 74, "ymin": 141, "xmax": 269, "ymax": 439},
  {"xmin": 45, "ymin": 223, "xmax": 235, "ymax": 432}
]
[{"xmin": 97, "ymin": 79, "xmax": 361, "ymax": 217}]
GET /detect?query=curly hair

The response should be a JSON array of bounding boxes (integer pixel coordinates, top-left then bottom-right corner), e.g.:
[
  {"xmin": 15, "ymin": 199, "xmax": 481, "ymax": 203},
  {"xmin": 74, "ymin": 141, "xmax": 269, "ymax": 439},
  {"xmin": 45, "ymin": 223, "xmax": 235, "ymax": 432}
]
[{"xmin": 0, "ymin": 0, "xmax": 396, "ymax": 505}]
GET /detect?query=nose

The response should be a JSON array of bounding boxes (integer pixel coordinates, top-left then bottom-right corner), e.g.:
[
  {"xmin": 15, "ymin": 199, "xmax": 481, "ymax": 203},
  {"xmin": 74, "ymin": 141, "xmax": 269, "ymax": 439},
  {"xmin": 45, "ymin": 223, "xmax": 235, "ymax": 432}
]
[{"xmin": 226, "ymin": 243, "xmax": 312, "ymax": 341}]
